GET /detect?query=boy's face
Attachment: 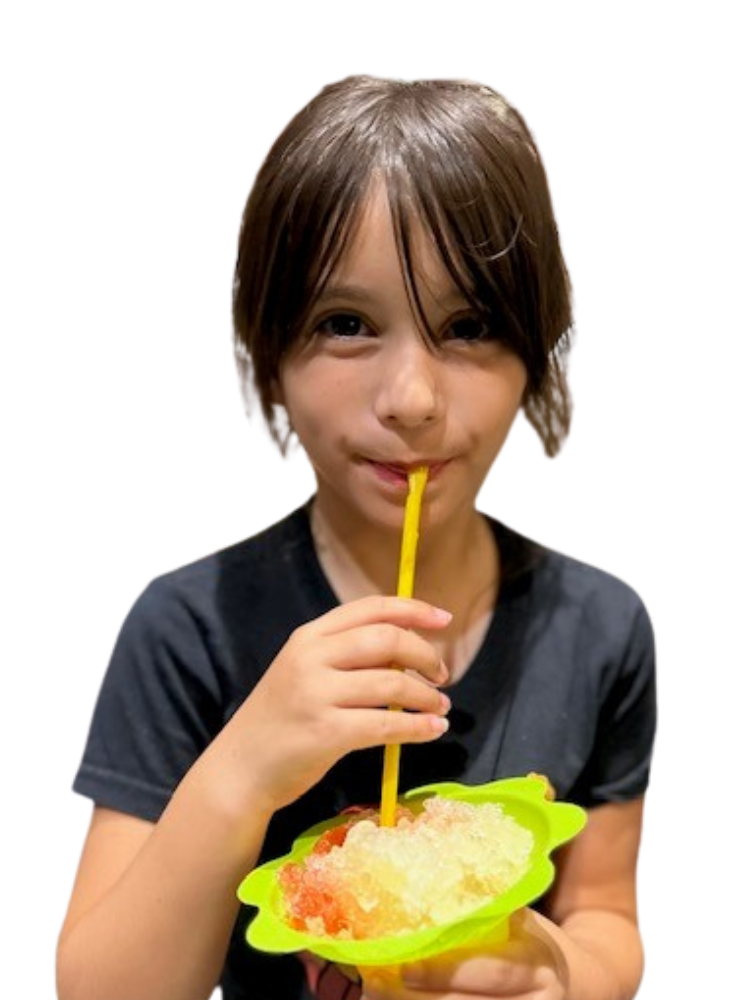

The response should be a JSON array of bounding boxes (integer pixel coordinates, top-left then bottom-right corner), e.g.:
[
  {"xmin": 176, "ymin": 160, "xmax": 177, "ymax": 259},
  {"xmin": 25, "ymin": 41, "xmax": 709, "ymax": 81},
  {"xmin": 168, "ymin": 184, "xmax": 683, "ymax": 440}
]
[{"xmin": 277, "ymin": 182, "xmax": 527, "ymax": 537}]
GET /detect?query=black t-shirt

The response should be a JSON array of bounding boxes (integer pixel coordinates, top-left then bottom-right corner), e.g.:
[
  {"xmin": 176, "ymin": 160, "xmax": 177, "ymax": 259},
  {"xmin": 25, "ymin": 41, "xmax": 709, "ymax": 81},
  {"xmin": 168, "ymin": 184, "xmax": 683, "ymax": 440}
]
[{"xmin": 74, "ymin": 504, "xmax": 656, "ymax": 1000}]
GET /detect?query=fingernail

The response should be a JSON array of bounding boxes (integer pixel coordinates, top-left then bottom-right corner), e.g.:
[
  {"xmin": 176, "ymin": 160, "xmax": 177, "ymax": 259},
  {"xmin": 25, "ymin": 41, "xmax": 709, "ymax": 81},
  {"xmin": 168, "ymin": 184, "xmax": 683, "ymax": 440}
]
[
  {"xmin": 440, "ymin": 692, "xmax": 452, "ymax": 713},
  {"xmin": 431, "ymin": 606, "xmax": 453, "ymax": 623},
  {"xmin": 431, "ymin": 716, "xmax": 450, "ymax": 734}
]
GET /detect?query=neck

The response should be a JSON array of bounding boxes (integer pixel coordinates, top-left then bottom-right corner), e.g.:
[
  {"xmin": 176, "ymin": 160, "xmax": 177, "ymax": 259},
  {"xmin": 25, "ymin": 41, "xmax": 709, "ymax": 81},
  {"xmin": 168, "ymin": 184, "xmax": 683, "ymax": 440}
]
[{"xmin": 309, "ymin": 494, "xmax": 498, "ymax": 613}]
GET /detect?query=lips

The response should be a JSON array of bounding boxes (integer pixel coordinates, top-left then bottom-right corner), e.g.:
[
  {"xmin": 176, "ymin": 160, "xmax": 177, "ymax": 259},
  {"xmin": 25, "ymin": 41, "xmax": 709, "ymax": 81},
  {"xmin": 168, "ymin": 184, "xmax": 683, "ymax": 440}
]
[
  {"xmin": 365, "ymin": 458, "xmax": 448, "ymax": 484},
  {"xmin": 369, "ymin": 458, "xmax": 445, "ymax": 476}
]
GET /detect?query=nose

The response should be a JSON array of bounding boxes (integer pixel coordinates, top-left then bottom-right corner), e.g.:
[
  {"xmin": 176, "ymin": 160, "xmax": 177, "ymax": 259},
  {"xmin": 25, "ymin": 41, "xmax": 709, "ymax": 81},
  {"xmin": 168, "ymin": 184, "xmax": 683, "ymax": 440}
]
[{"xmin": 374, "ymin": 335, "xmax": 444, "ymax": 429}]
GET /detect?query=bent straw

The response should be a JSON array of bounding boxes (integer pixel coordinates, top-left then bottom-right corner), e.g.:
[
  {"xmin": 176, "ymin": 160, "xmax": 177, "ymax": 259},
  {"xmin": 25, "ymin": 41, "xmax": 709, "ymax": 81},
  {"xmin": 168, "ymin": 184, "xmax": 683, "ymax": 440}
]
[{"xmin": 380, "ymin": 465, "xmax": 429, "ymax": 827}]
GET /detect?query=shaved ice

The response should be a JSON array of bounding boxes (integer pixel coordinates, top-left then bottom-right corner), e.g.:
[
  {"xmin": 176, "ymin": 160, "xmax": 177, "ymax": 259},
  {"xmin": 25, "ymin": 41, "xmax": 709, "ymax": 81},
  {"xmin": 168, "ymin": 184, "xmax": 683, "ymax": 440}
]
[{"xmin": 278, "ymin": 796, "xmax": 533, "ymax": 939}]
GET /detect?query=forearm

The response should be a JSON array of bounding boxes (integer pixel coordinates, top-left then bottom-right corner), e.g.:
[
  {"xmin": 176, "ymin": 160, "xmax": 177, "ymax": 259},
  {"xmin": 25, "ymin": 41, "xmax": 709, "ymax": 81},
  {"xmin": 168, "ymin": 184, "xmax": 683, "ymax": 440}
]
[
  {"xmin": 57, "ymin": 761, "xmax": 274, "ymax": 1000},
  {"xmin": 551, "ymin": 908, "xmax": 644, "ymax": 1000}
]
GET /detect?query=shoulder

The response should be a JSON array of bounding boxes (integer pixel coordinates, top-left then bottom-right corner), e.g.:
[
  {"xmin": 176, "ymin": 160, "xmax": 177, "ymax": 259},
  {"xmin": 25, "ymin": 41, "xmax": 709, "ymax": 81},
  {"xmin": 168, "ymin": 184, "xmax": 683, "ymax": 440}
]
[
  {"xmin": 491, "ymin": 518, "xmax": 655, "ymax": 656},
  {"xmin": 118, "ymin": 504, "xmax": 318, "ymax": 677},
  {"xmin": 494, "ymin": 518, "xmax": 649, "ymax": 612},
  {"xmin": 133, "ymin": 504, "xmax": 312, "ymax": 616}
]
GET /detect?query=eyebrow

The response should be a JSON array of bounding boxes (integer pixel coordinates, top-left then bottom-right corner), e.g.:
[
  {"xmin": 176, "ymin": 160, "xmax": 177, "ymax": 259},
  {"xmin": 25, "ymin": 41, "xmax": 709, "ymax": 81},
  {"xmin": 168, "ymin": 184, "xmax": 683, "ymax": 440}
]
[
  {"xmin": 314, "ymin": 284, "xmax": 376, "ymax": 306},
  {"xmin": 316, "ymin": 282, "xmax": 470, "ymax": 310}
]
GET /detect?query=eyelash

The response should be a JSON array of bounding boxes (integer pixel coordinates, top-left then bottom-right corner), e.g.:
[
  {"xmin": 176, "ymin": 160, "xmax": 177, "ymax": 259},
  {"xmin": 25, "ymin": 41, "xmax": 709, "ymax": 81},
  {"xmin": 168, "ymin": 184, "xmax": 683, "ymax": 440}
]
[
  {"xmin": 315, "ymin": 313, "xmax": 372, "ymax": 339},
  {"xmin": 313, "ymin": 311, "xmax": 493, "ymax": 344}
]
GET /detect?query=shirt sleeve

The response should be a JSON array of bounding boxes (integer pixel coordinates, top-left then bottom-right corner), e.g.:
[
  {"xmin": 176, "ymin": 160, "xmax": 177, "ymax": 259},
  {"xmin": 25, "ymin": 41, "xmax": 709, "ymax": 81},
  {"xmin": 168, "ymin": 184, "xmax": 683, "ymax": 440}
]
[
  {"xmin": 573, "ymin": 597, "xmax": 657, "ymax": 806},
  {"xmin": 73, "ymin": 576, "xmax": 225, "ymax": 822}
]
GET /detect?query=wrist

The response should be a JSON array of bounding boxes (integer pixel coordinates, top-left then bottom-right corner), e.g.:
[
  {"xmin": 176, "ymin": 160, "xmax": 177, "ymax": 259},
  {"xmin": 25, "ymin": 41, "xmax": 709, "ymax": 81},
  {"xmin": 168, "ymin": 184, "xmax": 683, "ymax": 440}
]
[
  {"xmin": 177, "ymin": 742, "xmax": 278, "ymax": 852},
  {"xmin": 557, "ymin": 936, "xmax": 616, "ymax": 1000}
]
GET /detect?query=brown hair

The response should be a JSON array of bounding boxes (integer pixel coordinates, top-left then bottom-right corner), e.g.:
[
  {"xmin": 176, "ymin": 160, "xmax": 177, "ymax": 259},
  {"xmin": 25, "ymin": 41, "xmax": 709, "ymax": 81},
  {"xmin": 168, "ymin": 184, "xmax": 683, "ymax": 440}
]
[{"xmin": 233, "ymin": 75, "xmax": 573, "ymax": 456}]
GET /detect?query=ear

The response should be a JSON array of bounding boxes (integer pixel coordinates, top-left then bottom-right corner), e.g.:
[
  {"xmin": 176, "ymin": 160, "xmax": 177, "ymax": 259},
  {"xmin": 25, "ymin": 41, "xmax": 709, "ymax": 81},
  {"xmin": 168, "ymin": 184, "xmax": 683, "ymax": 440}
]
[
  {"xmin": 231, "ymin": 342, "xmax": 300, "ymax": 464},
  {"xmin": 521, "ymin": 358, "xmax": 576, "ymax": 462}
]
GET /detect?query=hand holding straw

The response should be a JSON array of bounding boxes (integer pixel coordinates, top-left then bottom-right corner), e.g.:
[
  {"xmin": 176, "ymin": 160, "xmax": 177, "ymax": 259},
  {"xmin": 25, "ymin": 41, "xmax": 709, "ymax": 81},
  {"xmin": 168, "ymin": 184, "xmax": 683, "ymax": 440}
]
[{"xmin": 380, "ymin": 466, "xmax": 429, "ymax": 826}]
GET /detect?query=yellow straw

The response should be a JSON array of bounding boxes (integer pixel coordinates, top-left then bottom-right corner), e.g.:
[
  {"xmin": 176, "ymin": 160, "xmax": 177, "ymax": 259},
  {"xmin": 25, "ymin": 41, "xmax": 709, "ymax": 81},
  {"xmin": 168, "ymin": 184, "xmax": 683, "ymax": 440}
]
[{"xmin": 380, "ymin": 465, "xmax": 429, "ymax": 827}]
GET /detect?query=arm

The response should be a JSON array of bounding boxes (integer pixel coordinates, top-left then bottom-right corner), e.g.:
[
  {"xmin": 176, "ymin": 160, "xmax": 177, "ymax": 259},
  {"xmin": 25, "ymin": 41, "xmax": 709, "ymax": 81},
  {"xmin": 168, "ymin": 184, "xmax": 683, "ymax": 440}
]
[
  {"xmin": 57, "ymin": 789, "xmax": 268, "ymax": 1000},
  {"xmin": 57, "ymin": 596, "xmax": 452, "ymax": 1000},
  {"xmin": 542, "ymin": 797, "xmax": 644, "ymax": 999}
]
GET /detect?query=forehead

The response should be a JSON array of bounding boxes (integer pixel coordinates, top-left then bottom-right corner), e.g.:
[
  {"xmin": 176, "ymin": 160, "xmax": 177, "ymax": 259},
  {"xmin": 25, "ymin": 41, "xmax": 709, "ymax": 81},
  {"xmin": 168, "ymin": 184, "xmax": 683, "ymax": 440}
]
[{"xmin": 324, "ymin": 179, "xmax": 467, "ymax": 308}]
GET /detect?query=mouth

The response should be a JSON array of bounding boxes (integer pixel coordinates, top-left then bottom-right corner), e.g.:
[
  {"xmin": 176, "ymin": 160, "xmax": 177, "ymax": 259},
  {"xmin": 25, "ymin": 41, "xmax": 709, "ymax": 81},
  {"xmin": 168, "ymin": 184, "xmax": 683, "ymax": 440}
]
[{"xmin": 365, "ymin": 458, "xmax": 448, "ymax": 486}]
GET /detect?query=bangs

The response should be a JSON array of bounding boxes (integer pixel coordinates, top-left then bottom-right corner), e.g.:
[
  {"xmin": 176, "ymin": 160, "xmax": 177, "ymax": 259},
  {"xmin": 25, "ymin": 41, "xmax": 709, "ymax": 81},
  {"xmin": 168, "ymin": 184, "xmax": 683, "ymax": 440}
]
[
  {"xmin": 384, "ymin": 164, "xmax": 525, "ymax": 357},
  {"xmin": 379, "ymin": 105, "xmax": 565, "ymax": 393},
  {"xmin": 233, "ymin": 124, "xmax": 381, "ymax": 426}
]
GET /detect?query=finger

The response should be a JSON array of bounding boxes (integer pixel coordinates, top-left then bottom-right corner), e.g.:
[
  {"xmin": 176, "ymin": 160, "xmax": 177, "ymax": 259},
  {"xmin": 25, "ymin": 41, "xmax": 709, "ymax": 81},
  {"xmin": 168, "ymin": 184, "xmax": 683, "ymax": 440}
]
[
  {"xmin": 331, "ymin": 669, "xmax": 452, "ymax": 715},
  {"xmin": 308, "ymin": 595, "xmax": 452, "ymax": 637},
  {"xmin": 361, "ymin": 968, "xmax": 454, "ymax": 1000},
  {"xmin": 324, "ymin": 624, "xmax": 448, "ymax": 685},
  {"xmin": 337, "ymin": 707, "xmax": 450, "ymax": 752},
  {"xmin": 338, "ymin": 669, "xmax": 451, "ymax": 715},
  {"xmin": 400, "ymin": 949, "xmax": 537, "ymax": 995}
]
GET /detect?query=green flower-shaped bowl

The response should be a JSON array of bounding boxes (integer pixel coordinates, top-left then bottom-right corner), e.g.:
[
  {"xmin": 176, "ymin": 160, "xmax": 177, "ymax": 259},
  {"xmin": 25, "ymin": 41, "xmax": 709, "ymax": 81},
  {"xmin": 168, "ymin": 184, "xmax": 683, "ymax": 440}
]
[{"xmin": 237, "ymin": 777, "xmax": 587, "ymax": 967}]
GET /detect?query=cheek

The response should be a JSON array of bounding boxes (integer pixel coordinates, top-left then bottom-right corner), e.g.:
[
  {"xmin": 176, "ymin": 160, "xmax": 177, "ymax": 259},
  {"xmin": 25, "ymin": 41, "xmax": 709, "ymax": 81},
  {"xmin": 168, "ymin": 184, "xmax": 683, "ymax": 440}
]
[
  {"xmin": 287, "ymin": 372, "xmax": 357, "ymax": 423},
  {"xmin": 476, "ymin": 371, "xmax": 526, "ymax": 427},
  {"xmin": 283, "ymin": 395, "xmax": 320, "ymax": 437},
  {"xmin": 277, "ymin": 369, "xmax": 305, "ymax": 420}
]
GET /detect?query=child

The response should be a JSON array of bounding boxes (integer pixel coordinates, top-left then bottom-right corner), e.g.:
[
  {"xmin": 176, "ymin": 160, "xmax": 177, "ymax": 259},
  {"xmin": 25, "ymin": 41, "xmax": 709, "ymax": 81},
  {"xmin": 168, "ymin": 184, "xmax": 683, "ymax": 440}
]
[{"xmin": 57, "ymin": 76, "xmax": 656, "ymax": 1000}]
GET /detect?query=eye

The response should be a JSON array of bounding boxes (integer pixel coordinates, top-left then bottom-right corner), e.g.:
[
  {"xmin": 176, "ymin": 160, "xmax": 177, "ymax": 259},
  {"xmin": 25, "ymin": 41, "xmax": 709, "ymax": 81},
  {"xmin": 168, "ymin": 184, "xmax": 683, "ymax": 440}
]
[
  {"xmin": 316, "ymin": 313, "xmax": 370, "ymax": 339},
  {"xmin": 443, "ymin": 314, "xmax": 492, "ymax": 342}
]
